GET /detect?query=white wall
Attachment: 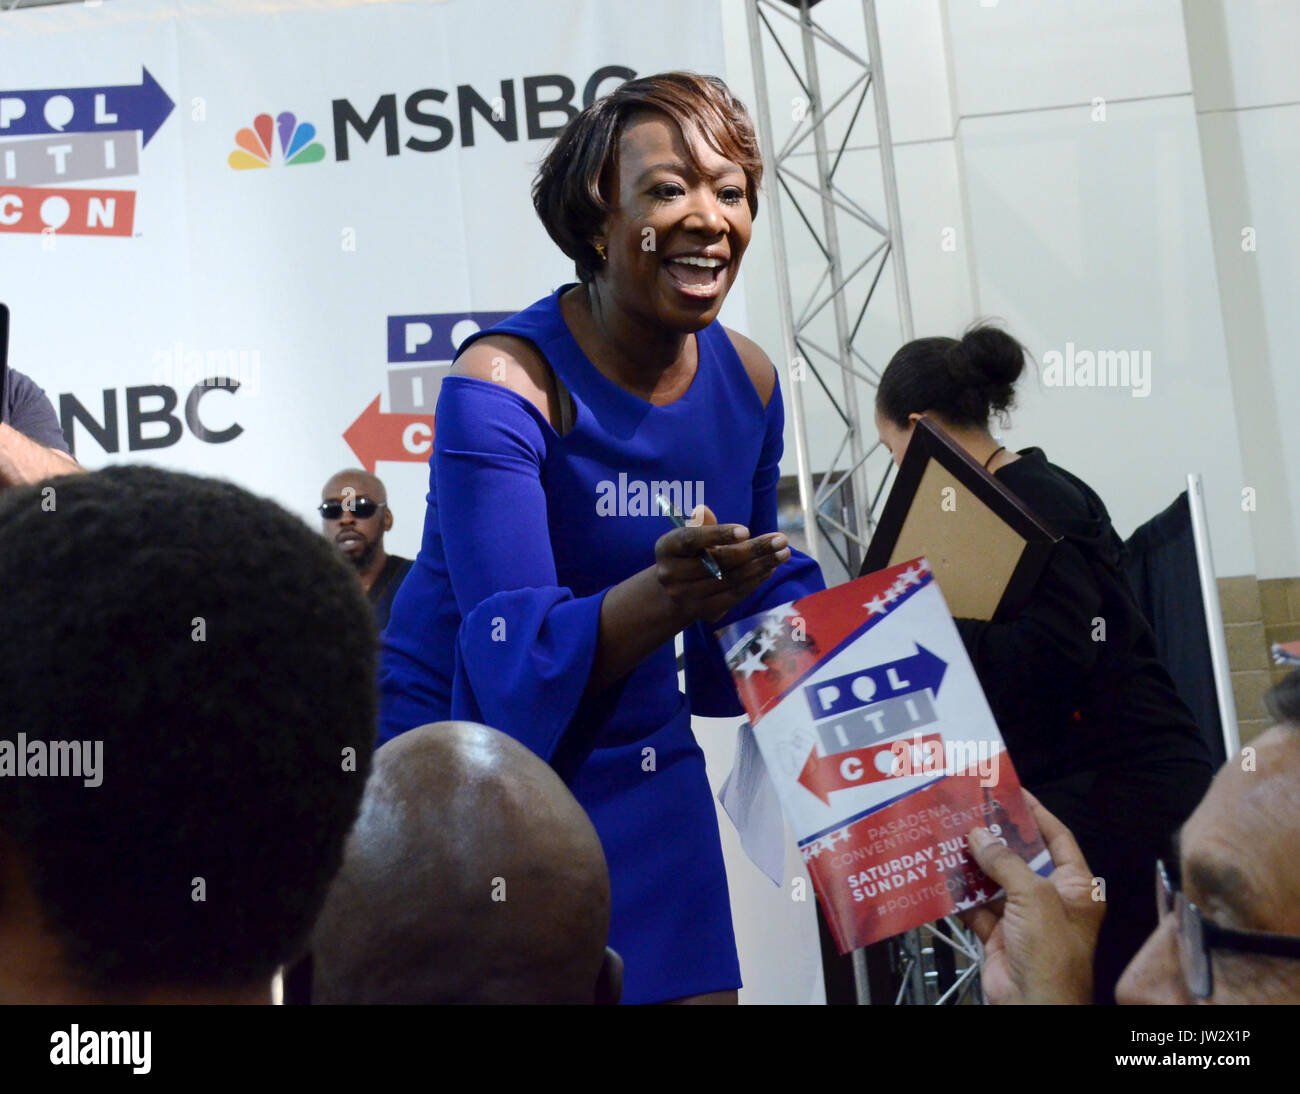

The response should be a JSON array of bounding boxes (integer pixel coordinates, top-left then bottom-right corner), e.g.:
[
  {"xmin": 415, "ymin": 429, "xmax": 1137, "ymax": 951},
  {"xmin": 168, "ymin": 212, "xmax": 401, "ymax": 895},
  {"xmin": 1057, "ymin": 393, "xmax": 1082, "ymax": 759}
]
[
  {"xmin": 1182, "ymin": 0, "xmax": 1300, "ymax": 580},
  {"xmin": 947, "ymin": 0, "xmax": 1254, "ymax": 577},
  {"xmin": 718, "ymin": 0, "xmax": 1297, "ymax": 579}
]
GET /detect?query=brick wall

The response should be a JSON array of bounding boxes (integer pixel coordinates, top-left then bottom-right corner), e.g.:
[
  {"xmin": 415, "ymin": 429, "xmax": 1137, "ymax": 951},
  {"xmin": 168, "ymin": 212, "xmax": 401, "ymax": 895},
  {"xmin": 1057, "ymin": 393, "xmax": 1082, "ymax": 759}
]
[{"xmin": 1219, "ymin": 576, "xmax": 1299, "ymax": 744}]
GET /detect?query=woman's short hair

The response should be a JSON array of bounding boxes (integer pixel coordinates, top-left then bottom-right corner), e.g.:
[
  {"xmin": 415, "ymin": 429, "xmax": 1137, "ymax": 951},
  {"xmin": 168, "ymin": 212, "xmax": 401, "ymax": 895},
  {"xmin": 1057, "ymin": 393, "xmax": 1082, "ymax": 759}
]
[
  {"xmin": 876, "ymin": 323, "xmax": 1029, "ymax": 430},
  {"xmin": 532, "ymin": 71, "xmax": 762, "ymax": 282}
]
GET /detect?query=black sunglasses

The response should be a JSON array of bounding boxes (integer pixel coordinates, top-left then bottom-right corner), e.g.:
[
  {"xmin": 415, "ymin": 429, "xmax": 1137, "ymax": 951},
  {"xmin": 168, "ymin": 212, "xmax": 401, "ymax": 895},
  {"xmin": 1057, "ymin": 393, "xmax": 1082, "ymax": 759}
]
[
  {"xmin": 1156, "ymin": 858, "xmax": 1300, "ymax": 998},
  {"xmin": 318, "ymin": 498, "xmax": 385, "ymax": 520}
]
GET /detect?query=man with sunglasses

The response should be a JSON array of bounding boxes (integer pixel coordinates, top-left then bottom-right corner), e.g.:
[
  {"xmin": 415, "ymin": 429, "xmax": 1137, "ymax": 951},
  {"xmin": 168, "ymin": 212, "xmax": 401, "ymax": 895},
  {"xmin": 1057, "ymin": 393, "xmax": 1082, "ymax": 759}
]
[
  {"xmin": 319, "ymin": 469, "xmax": 412, "ymax": 631},
  {"xmin": 963, "ymin": 671, "xmax": 1300, "ymax": 1004}
]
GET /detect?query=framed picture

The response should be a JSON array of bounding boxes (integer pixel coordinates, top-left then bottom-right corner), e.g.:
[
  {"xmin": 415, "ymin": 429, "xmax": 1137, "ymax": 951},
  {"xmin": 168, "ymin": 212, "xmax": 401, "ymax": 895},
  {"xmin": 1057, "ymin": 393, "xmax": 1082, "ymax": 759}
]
[{"xmin": 858, "ymin": 417, "xmax": 1060, "ymax": 621}]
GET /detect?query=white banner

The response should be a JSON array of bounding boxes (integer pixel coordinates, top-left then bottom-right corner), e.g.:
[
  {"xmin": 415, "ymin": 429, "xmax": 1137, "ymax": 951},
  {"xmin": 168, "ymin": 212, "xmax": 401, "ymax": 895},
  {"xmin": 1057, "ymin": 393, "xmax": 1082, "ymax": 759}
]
[{"xmin": 0, "ymin": 0, "xmax": 743, "ymax": 555}]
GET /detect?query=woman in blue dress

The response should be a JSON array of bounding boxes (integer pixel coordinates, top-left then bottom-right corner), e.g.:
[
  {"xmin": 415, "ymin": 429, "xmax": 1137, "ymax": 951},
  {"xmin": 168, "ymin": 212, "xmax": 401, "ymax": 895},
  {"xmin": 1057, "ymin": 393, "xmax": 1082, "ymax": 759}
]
[{"xmin": 378, "ymin": 72, "xmax": 824, "ymax": 1004}]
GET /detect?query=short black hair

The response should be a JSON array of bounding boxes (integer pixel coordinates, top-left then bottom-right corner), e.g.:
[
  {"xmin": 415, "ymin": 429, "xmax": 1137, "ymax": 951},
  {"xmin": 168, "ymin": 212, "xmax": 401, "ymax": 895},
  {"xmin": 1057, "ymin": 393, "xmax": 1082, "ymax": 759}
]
[
  {"xmin": 876, "ymin": 323, "xmax": 1028, "ymax": 430},
  {"xmin": 532, "ymin": 71, "xmax": 762, "ymax": 283},
  {"xmin": 0, "ymin": 466, "xmax": 376, "ymax": 995}
]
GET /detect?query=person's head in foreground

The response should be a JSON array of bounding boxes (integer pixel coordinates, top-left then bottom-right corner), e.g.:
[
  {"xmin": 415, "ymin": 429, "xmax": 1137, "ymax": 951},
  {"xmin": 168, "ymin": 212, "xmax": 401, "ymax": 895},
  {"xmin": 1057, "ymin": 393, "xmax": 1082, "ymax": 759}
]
[
  {"xmin": 965, "ymin": 670, "xmax": 1300, "ymax": 1004},
  {"xmin": 319, "ymin": 468, "xmax": 392, "ymax": 576},
  {"xmin": 310, "ymin": 721, "xmax": 621, "ymax": 1004},
  {"xmin": 0, "ymin": 466, "xmax": 376, "ymax": 1004},
  {"xmin": 533, "ymin": 70, "xmax": 761, "ymax": 333},
  {"xmin": 874, "ymin": 324, "xmax": 1028, "ymax": 466}
]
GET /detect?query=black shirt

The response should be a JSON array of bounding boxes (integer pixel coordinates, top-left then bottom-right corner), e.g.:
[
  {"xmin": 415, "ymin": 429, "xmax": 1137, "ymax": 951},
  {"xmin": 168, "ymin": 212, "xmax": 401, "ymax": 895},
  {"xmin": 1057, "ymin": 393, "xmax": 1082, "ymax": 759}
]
[
  {"xmin": 368, "ymin": 554, "xmax": 412, "ymax": 633},
  {"xmin": 955, "ymin": 448, "xmax": 1211, "ymax": 788}
]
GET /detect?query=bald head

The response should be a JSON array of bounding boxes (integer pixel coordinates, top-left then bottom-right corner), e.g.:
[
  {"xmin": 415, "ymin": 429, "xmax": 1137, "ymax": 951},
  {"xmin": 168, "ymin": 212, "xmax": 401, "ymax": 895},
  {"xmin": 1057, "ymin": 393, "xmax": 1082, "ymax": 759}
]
[
  {"xmin": 310, "ymin": 722, "xmax": 617, "ymax": 1004},
  {"xmin": 319, "ymin": 469, "xmax": 392, "ymax": 575},
  {"xmin": 322, "ymin": 469, "xmax": 386, "ymax": 506}
]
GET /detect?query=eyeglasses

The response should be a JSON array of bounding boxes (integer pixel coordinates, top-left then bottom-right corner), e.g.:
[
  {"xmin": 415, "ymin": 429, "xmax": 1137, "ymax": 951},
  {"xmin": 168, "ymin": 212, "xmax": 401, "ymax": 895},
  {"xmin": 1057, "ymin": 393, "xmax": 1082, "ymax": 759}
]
[
  {"xmin": 318, "ymin": 498, "xmax": 386, "ymax": 520},
  {"xmin": 1156, "ymin": 858, "xmax": 1300, "ymax": 998}
]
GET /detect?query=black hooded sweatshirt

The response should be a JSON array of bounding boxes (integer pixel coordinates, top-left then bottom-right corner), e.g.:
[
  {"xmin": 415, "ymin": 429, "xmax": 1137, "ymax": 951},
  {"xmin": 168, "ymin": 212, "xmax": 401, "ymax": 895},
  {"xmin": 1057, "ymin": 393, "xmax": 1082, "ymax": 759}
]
[{"xmin": 954, "ymin": 448, "xmax": 1212, "ymax": 789}]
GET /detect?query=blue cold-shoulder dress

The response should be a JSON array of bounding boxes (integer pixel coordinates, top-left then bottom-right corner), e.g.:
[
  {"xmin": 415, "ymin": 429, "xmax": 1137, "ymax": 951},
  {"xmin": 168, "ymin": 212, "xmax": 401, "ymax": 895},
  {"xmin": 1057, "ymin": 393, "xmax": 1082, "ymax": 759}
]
[{"xmin": 378, "ymin": 286, "xmax": 824, "ymax": 1004}]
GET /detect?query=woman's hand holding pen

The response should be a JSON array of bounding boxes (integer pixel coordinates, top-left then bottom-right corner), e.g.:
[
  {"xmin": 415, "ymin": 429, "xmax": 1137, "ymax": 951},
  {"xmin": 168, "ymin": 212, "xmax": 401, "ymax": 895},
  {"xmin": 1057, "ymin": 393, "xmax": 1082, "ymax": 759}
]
[
  {"xmin": 591, "ymin": 506, "xmax": 791, "ymax": 692},
  {"xmin": 653, "ymin": 505, "xmax": 790, "ymax": 624}
]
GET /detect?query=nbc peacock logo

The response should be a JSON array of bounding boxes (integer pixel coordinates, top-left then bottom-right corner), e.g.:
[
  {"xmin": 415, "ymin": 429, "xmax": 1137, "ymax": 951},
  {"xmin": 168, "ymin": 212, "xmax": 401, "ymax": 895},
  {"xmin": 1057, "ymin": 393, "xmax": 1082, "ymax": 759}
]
[{"xmin": 227, "ymin": 111, "xmax": 326, "ymax": 169}]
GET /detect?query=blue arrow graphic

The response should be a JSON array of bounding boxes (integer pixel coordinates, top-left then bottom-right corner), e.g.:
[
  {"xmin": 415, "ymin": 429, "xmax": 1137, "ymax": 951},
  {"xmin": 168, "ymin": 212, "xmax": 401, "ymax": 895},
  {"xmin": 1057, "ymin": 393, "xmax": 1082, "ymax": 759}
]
[
  {"xmin": 0, "ymin": 67, "xmax": 174, "ymax": 146},
  {"xmin": 804, "ymin": 643, "xmax": 948, "ymax": 720},
  {"xmin": 896, "ymin": 643, "xmax": 947, "ymax": 698}
]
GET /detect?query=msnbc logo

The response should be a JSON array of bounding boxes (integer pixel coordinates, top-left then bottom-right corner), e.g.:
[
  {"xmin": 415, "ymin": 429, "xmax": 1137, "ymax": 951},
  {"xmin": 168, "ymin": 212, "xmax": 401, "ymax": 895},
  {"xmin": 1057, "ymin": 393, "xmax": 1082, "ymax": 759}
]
[{"xmin": 228, "ymin": 112, "xmax": 325, "ymax": 169}]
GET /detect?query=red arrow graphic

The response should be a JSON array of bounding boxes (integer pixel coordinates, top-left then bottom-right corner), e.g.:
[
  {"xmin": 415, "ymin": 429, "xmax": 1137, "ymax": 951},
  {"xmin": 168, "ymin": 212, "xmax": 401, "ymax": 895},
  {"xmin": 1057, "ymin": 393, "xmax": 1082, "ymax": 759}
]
[
  {"xmin": 343, "ymin": 395, "xmax": 436, "ymax": 474},
  {"xmin": 798, "ymin": 733, "xmax": 945, "ymax": 805}
]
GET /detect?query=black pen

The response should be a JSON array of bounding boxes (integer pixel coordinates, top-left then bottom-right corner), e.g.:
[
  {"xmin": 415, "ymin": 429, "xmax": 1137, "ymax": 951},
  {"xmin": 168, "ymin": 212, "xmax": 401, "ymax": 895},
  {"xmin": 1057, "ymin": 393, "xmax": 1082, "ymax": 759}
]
[{"xmin": 656, "ymin": 494, "xmax": 724, "ymax": 581}]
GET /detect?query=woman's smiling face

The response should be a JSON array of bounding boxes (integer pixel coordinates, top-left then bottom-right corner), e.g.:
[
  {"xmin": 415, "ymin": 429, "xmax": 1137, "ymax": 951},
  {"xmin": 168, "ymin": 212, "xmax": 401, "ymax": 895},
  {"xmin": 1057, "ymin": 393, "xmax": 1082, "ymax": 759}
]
[{"xmin": 593, "ymin": 110, "xmax": 753, "ymax": 333}]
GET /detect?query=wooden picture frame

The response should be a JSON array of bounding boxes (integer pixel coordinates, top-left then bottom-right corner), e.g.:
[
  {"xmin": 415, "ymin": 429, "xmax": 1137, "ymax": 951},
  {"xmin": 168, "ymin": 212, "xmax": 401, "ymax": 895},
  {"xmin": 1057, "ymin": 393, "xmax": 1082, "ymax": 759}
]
[{"xmin": 858, "ymin": 417, "xmax": 1061, "ymax": 621}]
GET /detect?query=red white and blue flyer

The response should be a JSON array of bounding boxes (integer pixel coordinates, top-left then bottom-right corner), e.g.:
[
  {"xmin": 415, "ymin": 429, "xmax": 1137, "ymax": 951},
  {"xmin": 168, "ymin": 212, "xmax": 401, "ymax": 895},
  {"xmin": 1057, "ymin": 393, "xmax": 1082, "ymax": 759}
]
[{"xmin": 717, "ymin": 557, "xmax": 1053, "ymax": 953}]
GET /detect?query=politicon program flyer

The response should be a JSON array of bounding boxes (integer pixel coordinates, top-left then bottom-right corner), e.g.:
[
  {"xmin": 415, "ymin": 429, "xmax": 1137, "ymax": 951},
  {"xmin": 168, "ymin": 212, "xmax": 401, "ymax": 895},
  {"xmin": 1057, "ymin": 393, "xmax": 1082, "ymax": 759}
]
[{"xmin": 717, "ymin": 557, "xmax": 1053, "ymax": 952}]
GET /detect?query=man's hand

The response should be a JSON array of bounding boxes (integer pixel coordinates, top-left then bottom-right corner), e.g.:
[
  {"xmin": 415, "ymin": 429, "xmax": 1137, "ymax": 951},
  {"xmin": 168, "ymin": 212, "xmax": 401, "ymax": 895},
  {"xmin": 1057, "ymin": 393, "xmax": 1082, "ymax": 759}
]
[
  {"xmin": 0, "ymin": 422, "xmax": 82, "ymax": 489},
  {"xmin": 960, "ymin": 791, "xmax": 1104, "ymax": 1005}
]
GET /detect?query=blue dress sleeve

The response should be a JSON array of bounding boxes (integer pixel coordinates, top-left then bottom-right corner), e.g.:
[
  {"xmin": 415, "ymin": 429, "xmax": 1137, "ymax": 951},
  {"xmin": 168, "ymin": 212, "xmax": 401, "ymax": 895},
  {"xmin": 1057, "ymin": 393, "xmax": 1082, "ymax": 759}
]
[
  {"xmin": 683, "ymin": 376, "xmax": 826, "ymax": 717},
  {"xmin": 434, "ymin": 377, "xmax": 615, "ymax": 774}
]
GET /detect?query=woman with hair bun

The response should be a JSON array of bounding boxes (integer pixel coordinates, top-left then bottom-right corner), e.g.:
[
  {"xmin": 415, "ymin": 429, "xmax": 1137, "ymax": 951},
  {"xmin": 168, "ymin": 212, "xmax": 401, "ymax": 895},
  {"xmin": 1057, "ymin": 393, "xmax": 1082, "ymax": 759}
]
[{"xmin": 874, "ymin": 324, "xmax": 1213, "ymax": 1004}]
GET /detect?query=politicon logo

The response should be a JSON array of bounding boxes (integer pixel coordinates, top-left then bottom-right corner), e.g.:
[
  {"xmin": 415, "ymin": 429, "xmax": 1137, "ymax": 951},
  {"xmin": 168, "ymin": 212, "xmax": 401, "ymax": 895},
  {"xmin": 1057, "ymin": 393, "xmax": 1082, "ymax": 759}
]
[
  {"xmin": 228, "ymin": 112, "xmax": 326, "ymax": 169},
  {"xmin": 0, "ymin": 67, "xmax": 174, "ymax": 238},
  {"xmin": 342, "ymin": 311, "xmax": 512, "ymax": 472}
]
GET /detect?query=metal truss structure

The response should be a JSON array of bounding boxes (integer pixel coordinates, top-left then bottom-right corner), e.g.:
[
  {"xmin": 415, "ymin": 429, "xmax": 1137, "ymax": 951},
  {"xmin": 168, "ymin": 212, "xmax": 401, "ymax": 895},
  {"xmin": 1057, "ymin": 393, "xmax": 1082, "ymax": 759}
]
[
  {"xmin": 745, "ymin": 0, "xmax": 912, "ymax": 585},
  {"xmin": 746, "ymin": 0, "xmax": 985, "ymax": 1006},
  {"xmin": 892, "ymin": 917, "xmax": 986, "ymax": 1006}
]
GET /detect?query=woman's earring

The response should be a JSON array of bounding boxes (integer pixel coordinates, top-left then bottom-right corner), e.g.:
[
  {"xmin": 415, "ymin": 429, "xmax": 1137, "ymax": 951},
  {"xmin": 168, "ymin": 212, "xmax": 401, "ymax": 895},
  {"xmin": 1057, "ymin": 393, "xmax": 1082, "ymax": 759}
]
[{"xmin": 594, "ymin": 241, "xmax": 606, "ymax": 261}]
